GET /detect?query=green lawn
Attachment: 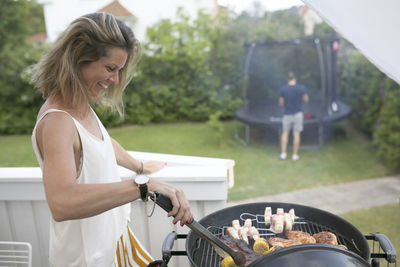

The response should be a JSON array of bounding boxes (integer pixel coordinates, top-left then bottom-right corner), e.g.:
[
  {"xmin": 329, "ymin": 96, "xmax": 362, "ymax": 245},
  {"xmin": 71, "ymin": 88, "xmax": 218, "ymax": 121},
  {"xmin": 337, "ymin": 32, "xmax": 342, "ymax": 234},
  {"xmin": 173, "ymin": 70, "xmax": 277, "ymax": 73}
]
[
  {"xmin": 341, "ymin": 203, "xmax": 400, "ymax": 264},
  {"xmin": 0, "ymin": 134, "xmax": 37, "ymax": 167},
  {"xmin": 109, "ymin": 121, "xmax": 389, "ymax": 201},
  {"xmin": 0, "ymin": 120, "xmax": 389, "ymax": 201}
]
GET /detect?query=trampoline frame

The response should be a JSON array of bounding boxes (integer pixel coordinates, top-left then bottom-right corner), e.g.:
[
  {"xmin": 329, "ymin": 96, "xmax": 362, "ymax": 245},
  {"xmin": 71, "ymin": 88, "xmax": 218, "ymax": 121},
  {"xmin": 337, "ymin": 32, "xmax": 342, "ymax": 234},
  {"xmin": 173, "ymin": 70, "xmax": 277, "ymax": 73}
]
[
  {"xmin": 235, "ymin": 36, "xmax": 351, "ymax": 148},
  {"xmin": 234, "ymin": 103, "xmax": 351, "ymax": 148}
]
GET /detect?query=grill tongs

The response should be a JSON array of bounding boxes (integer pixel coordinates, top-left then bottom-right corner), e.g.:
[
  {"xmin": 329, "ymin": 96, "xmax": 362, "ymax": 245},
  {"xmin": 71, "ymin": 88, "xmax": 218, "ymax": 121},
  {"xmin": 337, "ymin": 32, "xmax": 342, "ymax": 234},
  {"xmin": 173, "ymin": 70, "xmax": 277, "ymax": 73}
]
[{"xmin": 150, "ymin": 192, "xmax": 246, "ymax": 267}]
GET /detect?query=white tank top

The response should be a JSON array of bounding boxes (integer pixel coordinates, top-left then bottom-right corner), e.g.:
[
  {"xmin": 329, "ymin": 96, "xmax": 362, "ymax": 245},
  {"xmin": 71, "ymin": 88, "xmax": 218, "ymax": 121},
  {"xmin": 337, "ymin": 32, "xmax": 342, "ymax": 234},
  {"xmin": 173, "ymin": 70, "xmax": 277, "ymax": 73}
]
[{"xmin": 31, "ymin": 108, "xmax": 130, "ymax": 267}]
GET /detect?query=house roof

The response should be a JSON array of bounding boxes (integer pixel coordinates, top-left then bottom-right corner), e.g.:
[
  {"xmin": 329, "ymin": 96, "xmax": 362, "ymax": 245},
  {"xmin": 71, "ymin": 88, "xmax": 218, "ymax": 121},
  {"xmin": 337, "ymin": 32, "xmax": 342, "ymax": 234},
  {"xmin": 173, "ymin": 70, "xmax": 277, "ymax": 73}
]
[
  {"xmin": 97, "ymin": 0, "xmax": 134, "ymax": 17},
  {"xmin": 25, "ymin": 32, "xmax": 47, "ymax": 43}
]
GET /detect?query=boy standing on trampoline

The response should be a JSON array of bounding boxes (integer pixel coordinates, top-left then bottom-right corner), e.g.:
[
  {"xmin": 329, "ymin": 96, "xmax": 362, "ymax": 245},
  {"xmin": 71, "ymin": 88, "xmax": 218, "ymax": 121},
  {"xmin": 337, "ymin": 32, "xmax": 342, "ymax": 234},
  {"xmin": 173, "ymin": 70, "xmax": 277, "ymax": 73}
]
[{"xmin": 279, "ymin": 72, "xmax": 309, "ymax": 161}]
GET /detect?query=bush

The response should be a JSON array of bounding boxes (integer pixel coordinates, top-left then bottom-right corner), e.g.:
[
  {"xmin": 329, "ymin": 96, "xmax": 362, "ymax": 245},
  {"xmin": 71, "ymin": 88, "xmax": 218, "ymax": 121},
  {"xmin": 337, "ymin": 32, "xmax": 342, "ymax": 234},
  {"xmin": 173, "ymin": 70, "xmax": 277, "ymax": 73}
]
[
  {"xmin": 340, "ymin": 51, "xmax": 385, "ymax": 136},
  {"xmin": 207, "ymin": 111, "xmax": 224, "ymax": 146},
  {"xmin": 0, "ymin": 0, "xmax": 46, "ymax": 134},
  {"xmin": 340, "ymin": 51, "xmax": 400, "ymax": 170},
  {"xmin": 373, "ymin": 79, "xmax": 400, "ymax": 170}
]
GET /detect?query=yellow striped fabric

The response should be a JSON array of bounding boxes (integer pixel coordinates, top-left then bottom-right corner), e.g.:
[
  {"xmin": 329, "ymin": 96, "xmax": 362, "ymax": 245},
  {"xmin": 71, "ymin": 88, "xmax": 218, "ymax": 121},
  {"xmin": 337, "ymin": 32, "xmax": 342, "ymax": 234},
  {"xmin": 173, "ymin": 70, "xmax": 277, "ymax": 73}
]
[{"xmin": 115, "ymin": 225, "xmax": 154, "ymax": 267}]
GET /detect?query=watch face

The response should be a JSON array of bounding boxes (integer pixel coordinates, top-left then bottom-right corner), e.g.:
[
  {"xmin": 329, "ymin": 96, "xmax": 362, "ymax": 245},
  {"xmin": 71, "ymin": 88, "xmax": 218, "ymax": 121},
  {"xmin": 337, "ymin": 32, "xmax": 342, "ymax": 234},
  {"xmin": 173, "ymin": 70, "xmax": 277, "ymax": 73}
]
[{"xmin": 135, "ymin": 174, "xmax": 149, "ymax": 185}]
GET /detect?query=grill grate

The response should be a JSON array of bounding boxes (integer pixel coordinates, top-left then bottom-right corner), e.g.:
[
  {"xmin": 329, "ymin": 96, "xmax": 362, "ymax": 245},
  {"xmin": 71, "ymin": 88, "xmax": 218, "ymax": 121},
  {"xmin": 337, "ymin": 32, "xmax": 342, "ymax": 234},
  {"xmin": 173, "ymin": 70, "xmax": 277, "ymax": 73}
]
[{"xmin": 191, "ymin": 212, "xmax": 359, "ymax": 267}]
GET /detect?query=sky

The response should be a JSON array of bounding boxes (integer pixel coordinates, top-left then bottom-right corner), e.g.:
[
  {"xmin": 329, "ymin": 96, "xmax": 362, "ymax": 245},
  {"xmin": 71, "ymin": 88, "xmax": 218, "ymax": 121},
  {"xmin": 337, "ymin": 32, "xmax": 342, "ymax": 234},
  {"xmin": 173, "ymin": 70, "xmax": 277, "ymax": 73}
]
[
  {"xmin": 39, "ymin": 0, "xmax": 305, "ymax": 41},
  {"xmin": 219, "ymin": 0, "xmax": 303, "ymax": 13}
]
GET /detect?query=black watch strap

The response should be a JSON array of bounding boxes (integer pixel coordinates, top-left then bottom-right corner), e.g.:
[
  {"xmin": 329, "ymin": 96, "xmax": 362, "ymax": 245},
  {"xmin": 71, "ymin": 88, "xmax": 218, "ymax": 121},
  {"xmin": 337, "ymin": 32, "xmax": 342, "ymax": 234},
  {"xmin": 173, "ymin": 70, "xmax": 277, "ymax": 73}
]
[{"xmin": 139, "ymin": 183, "xmax": 148, "ymax": 201}]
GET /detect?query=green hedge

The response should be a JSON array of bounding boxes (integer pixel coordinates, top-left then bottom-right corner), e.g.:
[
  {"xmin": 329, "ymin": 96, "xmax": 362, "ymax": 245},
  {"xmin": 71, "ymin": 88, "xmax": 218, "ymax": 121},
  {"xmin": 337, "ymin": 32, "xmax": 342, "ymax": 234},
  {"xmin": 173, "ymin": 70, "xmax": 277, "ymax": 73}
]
[
  {"xmin": 340, "ymin": 51, "xmax": 400, "ymax": 170},
  {"xmin": 99, "ymin": 9, "xmax": 244, "ymax": 127},
  {"xmin": 373, "ymin": 79, "xmax": 400, "ymax": 170}
]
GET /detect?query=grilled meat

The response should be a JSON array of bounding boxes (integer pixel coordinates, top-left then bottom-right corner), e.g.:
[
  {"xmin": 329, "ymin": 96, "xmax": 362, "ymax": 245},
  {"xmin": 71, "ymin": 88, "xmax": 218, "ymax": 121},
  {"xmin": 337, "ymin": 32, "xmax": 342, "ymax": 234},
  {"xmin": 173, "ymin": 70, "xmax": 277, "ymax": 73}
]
[
  {"xmin": 265, "ymin": 207, "xmax": 297, "ymax": 228},
  {"xmin": 285, "ymin": 230, "xmax": 316, "ymax": 244},
  {"xmin": 220, "ymin": 236, "xmax": 260, "ymax": 266},
  {"xmin": 270, "ymin": 214, "xmax": 284, "ymax": 234},
  {"xmin": 239, "ymin": 227, "xmax": 249, "ymax": 244},
  {"xmin": 232, "ymin": 219, "xmax": 241, "ymax": 231},
  {"xmin": 276, "ymin": 208, "xmax": 284, "ymax": 216},
  {"xmin": 244, "ymin": 219, "xmax": 252, "ymax": 231},
  {"xmin": 227, "ymin": 227, "xmax": 240, "ymax": 240},
  {"xmin": 288, "ymin": 208, "xmax": 296, "ymax": 222},
  {"xmin": 313, "ymin": 231, "xmax": 338, "ymax": 246},
  {"xmin": 267, "ymin": 237, "xmax": 302, "ymax": 249},
  {"xmin": 283, "ymin": 213, "xmax": 293, "ymax": 231},
  {"xmin": 264, "ymin": 207, "xmax": 272, "ymax": 225},
  {"xmin": 249, "ymin": 226, "xmax": 260, "ymax": 240}
]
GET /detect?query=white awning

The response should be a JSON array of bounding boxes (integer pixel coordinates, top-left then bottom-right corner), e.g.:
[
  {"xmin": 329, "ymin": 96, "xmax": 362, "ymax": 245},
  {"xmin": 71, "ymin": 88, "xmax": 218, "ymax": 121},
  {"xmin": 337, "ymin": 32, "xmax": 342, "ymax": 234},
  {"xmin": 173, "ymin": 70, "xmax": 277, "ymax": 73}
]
[{"xmin": 302, "ymin": 0, "xmax": 400, "ymax": 85}]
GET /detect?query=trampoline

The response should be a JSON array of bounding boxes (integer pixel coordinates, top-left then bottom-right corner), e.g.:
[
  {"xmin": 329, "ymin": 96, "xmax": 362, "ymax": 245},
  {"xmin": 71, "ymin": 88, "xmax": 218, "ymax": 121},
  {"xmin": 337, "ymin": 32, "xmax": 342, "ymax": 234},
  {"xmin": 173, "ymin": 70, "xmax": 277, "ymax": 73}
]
[{"xmin": 235, "ymin": 37, "xmax": 352, "ymax": 148}]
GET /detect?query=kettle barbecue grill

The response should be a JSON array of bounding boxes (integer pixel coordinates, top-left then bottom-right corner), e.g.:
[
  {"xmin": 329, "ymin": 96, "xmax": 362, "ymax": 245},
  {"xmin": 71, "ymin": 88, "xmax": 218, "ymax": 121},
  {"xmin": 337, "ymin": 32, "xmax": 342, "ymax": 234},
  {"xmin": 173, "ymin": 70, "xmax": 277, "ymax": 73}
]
[{"xmin": 151, "ymin": 194, "xmax": 396, "ymax": 267}]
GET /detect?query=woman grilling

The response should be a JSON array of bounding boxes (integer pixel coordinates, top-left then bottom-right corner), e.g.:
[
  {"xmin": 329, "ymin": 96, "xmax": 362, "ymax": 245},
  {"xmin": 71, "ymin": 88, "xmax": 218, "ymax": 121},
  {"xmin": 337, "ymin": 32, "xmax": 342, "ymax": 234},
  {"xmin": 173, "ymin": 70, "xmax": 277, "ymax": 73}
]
[{"xmin": 31, "ymin": 12, "xmax": 193, "ymax": 267}]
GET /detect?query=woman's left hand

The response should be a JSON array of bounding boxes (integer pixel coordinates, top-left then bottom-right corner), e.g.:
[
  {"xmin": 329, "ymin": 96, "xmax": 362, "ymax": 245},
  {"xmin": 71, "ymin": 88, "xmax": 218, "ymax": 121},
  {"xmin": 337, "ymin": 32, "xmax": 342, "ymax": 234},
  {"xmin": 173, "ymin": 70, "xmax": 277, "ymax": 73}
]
[{"xmin": 142, "ymin": 161, "xmax": 166, "ymax": 174}]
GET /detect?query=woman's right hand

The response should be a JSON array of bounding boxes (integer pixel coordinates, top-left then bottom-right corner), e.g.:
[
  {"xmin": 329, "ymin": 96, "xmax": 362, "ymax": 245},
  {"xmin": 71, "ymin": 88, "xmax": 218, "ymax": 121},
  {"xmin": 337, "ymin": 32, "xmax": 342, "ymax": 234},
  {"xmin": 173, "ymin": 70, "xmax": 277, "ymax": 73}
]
[{"xmin": 147, "ymin": 179, "xmax": 193, "ymax": 226}]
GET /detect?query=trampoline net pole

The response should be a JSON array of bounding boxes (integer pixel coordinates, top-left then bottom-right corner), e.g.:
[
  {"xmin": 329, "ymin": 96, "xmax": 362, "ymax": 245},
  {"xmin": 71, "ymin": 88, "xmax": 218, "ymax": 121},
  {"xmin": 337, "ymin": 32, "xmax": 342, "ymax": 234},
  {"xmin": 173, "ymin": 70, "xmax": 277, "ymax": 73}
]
[{"xmin": 234, "ymin": 120, "xmax": 250, "ymax": 146}]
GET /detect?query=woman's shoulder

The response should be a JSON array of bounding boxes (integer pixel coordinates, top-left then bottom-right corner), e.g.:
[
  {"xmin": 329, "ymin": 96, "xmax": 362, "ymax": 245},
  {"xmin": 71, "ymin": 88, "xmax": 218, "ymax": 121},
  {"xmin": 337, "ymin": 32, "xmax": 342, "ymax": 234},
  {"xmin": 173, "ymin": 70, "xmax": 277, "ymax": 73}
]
[
  {"xmin": 36, "ymin": 103, "xmax": 76, "ymax": 136},
  {"xmin": 37, "ymin": 100, "xmax": 76, "ymax": 119}
]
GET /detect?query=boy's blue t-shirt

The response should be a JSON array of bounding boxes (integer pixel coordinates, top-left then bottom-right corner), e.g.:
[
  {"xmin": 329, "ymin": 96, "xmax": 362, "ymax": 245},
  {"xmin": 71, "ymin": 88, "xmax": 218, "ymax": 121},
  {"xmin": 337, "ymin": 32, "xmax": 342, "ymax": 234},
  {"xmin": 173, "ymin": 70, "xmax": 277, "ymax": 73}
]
[{"xmin": 279, "ymin": 84, "xmax": 307, "ymax": 115}]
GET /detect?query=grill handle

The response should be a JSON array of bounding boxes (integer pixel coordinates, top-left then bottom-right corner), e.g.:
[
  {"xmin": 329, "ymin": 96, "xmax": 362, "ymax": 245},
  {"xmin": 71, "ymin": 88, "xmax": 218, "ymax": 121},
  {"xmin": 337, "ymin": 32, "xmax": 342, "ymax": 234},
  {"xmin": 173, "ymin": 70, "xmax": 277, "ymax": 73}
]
[
  {"xmin": 150, "ymin": 192, "xmax": 246, "ymax": 267},
  {"xmin": 161, "ymin": 231, "xmax": 187, "ymax": 265},
  {"xmin": 163, "ymin": 231, "xmax": 178, "ymax": 262},
  {"xmin": 366, "ymin": 233, "xmax": 396, "ymax": 263}
]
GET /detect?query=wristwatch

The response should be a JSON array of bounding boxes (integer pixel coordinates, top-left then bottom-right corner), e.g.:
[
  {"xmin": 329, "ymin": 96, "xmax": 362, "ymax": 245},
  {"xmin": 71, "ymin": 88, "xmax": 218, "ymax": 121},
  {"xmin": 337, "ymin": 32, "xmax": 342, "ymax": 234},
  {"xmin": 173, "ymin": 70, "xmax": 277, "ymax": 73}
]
[{"xmin": 134, "ymin": 174, "xmax": 149, "ymax": 201}]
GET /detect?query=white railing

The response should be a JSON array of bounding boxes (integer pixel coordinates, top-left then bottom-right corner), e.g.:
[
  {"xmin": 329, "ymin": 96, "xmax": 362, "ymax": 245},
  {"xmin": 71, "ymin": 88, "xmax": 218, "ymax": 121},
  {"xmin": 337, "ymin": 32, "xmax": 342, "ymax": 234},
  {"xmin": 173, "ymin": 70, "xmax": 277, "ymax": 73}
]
[{"xmin": 0, "ymin": 151, "xmax": 234, "ymax": 267}]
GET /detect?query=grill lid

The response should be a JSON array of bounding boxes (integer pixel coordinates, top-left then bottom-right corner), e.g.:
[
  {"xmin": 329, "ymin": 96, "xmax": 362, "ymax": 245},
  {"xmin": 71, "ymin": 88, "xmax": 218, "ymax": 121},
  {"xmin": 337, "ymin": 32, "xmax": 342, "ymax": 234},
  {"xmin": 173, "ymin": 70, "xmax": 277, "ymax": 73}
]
[{"xmin": 248, "ymin": 244, "xmax": 370, "ymax": 267}]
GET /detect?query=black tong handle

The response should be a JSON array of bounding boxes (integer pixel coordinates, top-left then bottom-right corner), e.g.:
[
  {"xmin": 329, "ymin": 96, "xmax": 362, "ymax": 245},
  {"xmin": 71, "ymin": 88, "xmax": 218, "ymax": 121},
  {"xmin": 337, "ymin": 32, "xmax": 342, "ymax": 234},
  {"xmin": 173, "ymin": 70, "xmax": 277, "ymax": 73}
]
[{"xmin": 150, "ymin": 192, "xmax": 174, "ymax": 212}]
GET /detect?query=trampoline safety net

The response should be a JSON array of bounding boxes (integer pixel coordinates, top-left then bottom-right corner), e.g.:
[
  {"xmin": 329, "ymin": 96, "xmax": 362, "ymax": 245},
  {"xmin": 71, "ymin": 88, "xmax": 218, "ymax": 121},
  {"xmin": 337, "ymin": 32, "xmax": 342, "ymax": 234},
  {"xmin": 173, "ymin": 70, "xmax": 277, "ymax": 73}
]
[{"xmin": 235, "ymin": 37, "xmax": 352, "ymax": 148}]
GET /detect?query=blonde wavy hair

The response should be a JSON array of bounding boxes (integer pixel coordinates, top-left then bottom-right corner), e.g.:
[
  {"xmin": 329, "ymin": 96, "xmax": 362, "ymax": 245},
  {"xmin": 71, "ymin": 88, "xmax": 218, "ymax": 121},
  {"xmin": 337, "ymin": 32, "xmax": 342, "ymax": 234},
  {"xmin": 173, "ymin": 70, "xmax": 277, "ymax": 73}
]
[{"xmin": 31, "ymin": 12, "xmax": 140, "ymax": 116}]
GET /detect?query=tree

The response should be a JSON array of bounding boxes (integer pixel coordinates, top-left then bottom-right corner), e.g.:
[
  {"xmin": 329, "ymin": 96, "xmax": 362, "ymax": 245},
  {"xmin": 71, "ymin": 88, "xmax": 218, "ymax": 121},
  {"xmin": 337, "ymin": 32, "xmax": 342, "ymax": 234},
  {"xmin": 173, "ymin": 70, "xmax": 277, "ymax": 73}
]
[
  {"xmin": 0, "ymin": 0, "xmax": 46, "ymax": 134},
  {"xmin": 108, "ymin": 8, "xmax": 243, "ymax": 126},
  {"xmin": 374, "ymin": 79, "xmax": 400, "ymax": 170}
]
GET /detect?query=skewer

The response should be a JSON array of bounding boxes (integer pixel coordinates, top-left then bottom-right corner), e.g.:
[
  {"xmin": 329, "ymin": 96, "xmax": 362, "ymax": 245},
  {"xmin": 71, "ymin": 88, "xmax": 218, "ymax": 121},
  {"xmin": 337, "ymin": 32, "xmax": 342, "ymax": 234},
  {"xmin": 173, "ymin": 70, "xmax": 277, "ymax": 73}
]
[
  {"xmin": 240, "ymin": 212, "xmax": 305, "ymax": 224},
  {"xmin": 239, "ymin": 213, "xmax": 258, "ymax": 221},
  {"xmin": 206, "ymin": 225, "xmax": 225, "ymax": 236},
  {"xmin": 259, "ymin": 233, "xmax": 276, "ymax": 237}
]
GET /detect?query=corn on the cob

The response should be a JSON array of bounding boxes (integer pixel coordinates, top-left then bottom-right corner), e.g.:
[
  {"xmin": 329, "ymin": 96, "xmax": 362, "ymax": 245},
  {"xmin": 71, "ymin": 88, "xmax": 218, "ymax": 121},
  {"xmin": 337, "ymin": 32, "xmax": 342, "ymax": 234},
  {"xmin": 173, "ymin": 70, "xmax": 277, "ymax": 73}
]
[
  {"xmin": 253, "ymin": 238, "xmax": 275, "ymax": 256},
  {"xmin": 221, "ymin": 256, "xmax": 239, "ymax": 267}
]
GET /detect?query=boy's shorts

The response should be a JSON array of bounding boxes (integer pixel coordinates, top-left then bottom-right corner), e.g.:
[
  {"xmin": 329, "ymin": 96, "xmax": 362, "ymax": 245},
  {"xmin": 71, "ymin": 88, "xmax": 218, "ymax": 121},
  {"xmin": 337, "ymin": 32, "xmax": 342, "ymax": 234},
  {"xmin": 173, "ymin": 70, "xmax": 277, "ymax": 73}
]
[{"xmin": 282, "ymin": 112, "xmax": 304, "ymax": 132}]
